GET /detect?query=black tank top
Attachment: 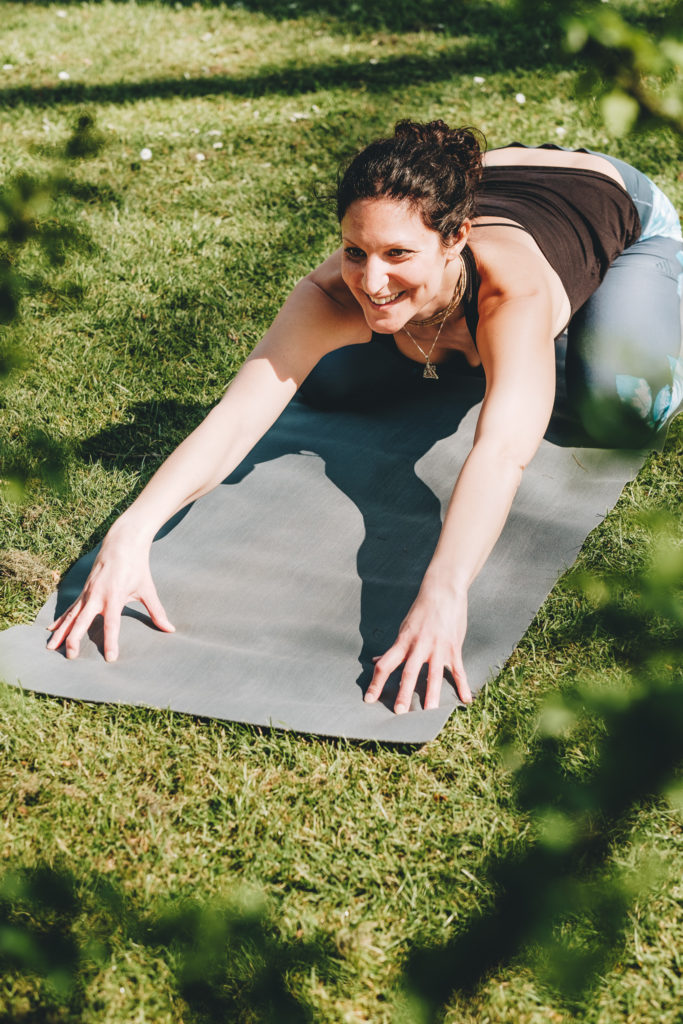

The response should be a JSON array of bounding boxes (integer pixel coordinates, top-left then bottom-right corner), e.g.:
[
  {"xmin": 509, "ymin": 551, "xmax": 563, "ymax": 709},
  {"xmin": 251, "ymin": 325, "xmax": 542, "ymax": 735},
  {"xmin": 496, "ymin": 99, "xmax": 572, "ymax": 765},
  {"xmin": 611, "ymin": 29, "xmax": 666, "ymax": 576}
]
[{"xmin": 462, "ymin": 162, "xmax": 641, "ymax": 340}]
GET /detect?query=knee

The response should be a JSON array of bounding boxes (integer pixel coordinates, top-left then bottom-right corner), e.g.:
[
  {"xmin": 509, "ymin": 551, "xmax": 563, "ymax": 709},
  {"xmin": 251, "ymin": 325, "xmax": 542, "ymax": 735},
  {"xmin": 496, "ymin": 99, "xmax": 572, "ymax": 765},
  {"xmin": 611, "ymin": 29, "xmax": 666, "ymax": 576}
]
[{"xmin": 568, "ymin": 363, "xmax": 682, "ymax": 447}]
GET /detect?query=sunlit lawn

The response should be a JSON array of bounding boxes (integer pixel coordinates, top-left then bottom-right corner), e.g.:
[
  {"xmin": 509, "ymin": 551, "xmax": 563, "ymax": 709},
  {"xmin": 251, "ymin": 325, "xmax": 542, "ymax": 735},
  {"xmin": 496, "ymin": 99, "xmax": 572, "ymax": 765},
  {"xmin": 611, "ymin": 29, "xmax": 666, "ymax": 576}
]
[{"xmin": 0, "ymin": 1, "xmax": 681, "ymax": 1021}]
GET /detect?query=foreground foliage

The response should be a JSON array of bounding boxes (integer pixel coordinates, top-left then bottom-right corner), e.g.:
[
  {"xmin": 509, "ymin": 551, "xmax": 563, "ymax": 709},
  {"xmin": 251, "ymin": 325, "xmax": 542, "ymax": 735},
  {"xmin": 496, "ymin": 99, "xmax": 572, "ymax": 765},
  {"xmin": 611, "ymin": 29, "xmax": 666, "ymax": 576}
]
[{"xmin": 0, "ymin": 1, "xmax": 681, "ymax": 1021}]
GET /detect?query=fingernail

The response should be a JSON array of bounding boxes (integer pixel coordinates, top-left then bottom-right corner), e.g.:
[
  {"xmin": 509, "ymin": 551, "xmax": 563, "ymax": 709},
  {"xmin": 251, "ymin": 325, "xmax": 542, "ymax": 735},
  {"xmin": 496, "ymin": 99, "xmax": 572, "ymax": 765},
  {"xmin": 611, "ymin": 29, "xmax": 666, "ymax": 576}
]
[
  {"xmin": 364, "ymin": 693, "xmax": 376, "ymax": 703},
  {"xmin": 394, "ymin": 703, "xmax": 407, "ymax": 715}
]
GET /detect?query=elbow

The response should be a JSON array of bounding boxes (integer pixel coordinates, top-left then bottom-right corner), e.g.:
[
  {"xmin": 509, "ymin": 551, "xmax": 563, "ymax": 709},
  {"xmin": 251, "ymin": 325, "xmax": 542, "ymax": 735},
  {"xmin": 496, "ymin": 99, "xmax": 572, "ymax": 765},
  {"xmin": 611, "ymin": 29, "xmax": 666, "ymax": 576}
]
[{"xmin": 473, "ymin": 436, "xmax": 535, "ymax": 480}]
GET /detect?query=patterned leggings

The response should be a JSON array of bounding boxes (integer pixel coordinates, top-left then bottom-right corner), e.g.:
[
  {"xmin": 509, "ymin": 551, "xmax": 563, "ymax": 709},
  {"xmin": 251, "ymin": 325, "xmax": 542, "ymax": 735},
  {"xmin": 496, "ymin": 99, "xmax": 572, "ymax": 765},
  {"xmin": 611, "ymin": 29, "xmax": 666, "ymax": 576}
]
[{"xmin": 300, "ymin": 156, "xmax": 683, "ymax": 448}]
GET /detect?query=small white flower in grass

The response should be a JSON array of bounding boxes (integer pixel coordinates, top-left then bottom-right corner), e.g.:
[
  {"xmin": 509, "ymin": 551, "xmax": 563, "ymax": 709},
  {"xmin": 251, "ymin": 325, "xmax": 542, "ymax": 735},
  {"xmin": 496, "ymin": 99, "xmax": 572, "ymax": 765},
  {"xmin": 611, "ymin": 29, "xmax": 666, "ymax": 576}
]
[
  {"xmin": 201, "ymin": 32, "xmax": 212, "ymax": 41},
  {"xmin": 207, "ymin": 129, "xmax": 221, "ymax": 136},
  {"xmin": 473, "ymin": 75, "xmax": 485, "ymax": 84},
  {"xmin": 555, "ymin": 126, "xmax": 567, "ymax": 138},
  {"xmin": 2, "ymin": 65, "xmax": 13, "ymax": 71},
  {"xmin": 290, "ymin": 112, "xmax": 308, "ymax": 121},
  {"xmin": 56, "ymin": 9, "xmax": 67, "ymax": 17},
  {"xmin": 195, "ymin": 152, "xmax": 206, "ymax": 162},
  {"xmin": 212, "ymin": 141, "xmax": 223, "ymax": 149},
  {"xmin": 58, "ymin": 70, "xmax": 70, "ymax": 81},
  {"xmin": 139, "ymin": 147, "xmax": 152, "ymax": 161},
  {"xmin": 515, "ymin": 92, "xmax": 526, "ymax": 104},
  {"xmin": 311, "ymin": 103, "xmax": 320, "ymax": 112},
  {"xmin": 369, "ymin": 57, "xmax": 379, "ymax": 65},
  {"xmin": 119, "ymin": 987, "xmax": 125, "ymax": 995}
]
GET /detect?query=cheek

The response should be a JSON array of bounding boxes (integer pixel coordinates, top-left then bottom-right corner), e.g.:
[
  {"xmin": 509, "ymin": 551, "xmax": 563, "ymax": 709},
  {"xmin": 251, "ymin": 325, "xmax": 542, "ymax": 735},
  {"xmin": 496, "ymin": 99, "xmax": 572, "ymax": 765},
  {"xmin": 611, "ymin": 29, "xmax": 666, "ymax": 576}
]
[{"xmin": 341, "ymin": 261, "xmax": 362, "ymax": 290}]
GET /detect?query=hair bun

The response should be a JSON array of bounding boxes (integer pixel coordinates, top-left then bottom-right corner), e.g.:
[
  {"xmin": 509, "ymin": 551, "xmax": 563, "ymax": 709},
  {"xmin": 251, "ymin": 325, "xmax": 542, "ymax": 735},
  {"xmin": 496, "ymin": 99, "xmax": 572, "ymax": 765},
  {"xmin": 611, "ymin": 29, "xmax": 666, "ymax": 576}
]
[{"xmin": 393, "ymin": 119, "xmax": 484, "ymax": 185}]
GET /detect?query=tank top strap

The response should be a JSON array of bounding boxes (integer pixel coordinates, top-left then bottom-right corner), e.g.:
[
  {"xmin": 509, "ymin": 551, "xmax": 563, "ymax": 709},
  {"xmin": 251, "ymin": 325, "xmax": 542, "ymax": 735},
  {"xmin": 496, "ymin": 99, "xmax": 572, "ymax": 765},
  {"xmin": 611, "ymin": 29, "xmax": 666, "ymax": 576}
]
[{"xmin": 461, "ymin": 245, "xmax": 480, "ymax": 347}]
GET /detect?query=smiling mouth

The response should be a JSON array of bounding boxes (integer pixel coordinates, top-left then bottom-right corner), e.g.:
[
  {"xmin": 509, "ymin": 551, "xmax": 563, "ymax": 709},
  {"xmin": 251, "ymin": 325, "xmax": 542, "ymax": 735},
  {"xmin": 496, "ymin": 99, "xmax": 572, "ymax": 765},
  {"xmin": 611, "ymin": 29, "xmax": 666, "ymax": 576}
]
[{"xmin": 366, "ymin": 290, "xmax": 405, "ymax": 308}]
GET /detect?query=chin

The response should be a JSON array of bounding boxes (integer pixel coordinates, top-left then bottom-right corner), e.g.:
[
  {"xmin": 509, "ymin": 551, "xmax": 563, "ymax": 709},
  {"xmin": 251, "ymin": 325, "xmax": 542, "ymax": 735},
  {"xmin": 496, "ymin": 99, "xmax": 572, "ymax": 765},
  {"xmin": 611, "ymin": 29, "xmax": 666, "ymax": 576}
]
[
  {"xmin": 367, "ymin": 323, "xmax": 396, "ymax": 335},
  {"xmin": 363, "ymin": 306, "xmax": 410, "ymax": 335}
]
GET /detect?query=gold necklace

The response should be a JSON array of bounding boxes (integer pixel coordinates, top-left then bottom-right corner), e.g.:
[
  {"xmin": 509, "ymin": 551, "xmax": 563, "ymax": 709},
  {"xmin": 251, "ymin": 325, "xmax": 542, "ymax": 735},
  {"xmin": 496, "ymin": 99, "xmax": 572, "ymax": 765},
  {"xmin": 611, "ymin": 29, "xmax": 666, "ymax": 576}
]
[
  {"xmin": 408, "ymin": 253, "xmax": 467, "ymax": 328},
  {"xmin": 401, "ymin": 256, "xmax": 467, "ymax": 380}
]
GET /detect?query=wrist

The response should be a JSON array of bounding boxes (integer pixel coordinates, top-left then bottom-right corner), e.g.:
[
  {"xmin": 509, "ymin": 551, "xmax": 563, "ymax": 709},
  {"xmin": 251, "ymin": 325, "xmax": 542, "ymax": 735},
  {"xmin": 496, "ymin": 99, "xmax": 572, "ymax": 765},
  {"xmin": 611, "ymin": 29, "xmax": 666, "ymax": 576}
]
[
  {"xmin": 422, "ymin": 561, "xmax": 470, "ymax": 597},
  {"xmin": 105, "ymin": 508, "xmax": 155, "ymax": 549}
]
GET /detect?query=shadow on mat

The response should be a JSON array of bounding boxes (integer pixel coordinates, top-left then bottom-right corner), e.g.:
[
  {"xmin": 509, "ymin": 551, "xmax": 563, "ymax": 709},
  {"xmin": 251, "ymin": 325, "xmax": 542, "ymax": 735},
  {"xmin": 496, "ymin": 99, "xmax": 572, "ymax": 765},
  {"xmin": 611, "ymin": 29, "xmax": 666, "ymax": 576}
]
[
  {"xmin": 55, "ymin": 383, "xmax": 485, "ymax": 709},
  {"xmin": 64, "ymin": 352, "xmax": 586, "ymax": 706},
  {"xmin": 220, "ymin": 383, "xmax": 485, "ymax": 710}
]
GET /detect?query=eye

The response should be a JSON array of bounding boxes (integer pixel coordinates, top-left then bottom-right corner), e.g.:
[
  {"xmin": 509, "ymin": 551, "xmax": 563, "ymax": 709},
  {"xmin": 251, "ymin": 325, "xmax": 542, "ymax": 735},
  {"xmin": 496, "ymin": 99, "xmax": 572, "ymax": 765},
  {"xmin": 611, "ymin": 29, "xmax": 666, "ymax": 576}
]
[
  {"xmin": 343, "ymin": 247, "xmax": 365, "ymax": 261},
  {"xmin": 388, "ymin": 248, "xmax": 412, "ymax": 258}
]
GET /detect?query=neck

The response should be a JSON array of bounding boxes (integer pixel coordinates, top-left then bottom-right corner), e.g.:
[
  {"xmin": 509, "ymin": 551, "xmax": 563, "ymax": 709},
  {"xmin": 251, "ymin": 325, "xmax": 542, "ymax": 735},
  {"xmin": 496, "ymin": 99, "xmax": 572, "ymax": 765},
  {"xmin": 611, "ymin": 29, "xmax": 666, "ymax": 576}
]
[{"xmin": 408, "ymin": 254, "xmax": 466, "ymax": 328}]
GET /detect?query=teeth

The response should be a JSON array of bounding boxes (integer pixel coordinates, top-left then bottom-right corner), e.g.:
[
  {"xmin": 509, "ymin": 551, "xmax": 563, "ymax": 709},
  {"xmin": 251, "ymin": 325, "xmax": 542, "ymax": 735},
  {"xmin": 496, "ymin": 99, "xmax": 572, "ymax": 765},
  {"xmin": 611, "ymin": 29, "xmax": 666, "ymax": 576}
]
[{"xmin": 369, "ymin": 292, "xmax": 401, "ymax": 306}]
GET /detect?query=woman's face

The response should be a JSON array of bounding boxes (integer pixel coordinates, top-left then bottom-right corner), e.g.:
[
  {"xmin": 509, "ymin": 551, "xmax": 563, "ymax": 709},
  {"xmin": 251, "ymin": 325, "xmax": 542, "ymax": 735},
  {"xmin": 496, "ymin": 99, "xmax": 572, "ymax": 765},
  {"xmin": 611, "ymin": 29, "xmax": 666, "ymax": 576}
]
[{"xmin": 340, "ymin": 197, "xmax": 467, "ymax": 334}]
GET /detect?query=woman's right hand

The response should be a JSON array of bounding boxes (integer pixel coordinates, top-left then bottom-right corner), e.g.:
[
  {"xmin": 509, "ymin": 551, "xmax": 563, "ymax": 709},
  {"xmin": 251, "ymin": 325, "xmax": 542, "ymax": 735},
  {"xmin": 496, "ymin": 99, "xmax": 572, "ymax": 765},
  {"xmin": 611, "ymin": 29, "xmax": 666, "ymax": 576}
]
[{"xmin": 46, "ymin": 526, "xmax": 175, "ymax": 662}]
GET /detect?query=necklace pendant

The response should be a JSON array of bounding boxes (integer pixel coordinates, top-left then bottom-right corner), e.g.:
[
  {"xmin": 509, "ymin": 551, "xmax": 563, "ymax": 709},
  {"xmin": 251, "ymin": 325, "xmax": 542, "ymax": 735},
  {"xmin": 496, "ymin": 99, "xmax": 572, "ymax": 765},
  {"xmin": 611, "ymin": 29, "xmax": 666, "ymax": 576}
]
[{"xmin": 423, "ymin": 361, "xmax": 439, "ymax": 381}]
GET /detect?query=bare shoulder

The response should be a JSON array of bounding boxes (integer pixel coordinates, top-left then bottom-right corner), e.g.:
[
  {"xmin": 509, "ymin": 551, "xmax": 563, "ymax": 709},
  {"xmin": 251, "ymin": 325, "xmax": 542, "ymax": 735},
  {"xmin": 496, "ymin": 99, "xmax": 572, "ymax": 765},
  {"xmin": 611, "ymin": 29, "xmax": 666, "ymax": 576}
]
[
  {"xmin": 468, "ymin": 228, "xmax": 570, "ymax": 336},
  {"xmin": 469, "ymin": 228, "xmax": 551, "ymax": 299},
  {"xmin": 483, "ymin": 144, "xmax": 626, "ymax": 188}
]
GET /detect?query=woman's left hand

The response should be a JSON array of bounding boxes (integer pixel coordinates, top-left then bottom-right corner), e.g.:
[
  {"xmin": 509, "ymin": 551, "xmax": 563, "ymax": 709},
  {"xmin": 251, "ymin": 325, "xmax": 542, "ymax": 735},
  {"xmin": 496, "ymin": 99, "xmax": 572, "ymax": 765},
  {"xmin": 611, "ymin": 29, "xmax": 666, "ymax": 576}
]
[{"xmin": 364, "ymin": 575, "xmax": 473, "ymax": 713}]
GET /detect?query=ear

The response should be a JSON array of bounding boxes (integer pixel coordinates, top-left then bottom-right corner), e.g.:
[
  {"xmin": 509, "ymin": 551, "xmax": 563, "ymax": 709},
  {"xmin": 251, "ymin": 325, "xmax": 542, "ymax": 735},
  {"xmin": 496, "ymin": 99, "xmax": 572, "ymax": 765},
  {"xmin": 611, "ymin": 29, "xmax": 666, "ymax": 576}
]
[{"xmin": 443, "ymin": 219, "xmax": 471, "ymax": 260}]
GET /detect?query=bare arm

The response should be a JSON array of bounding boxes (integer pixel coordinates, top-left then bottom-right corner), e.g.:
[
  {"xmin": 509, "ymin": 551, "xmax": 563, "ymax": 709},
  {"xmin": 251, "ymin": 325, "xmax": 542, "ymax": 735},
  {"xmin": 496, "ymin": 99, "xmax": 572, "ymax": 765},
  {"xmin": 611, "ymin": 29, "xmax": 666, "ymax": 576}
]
[
  {"xmin": 48, "ymin": 269, "xmax": 367, "ymax": 660},
  {"xmin": 365, "ymin": 262, "xmax": 558, "ymax": 712}
]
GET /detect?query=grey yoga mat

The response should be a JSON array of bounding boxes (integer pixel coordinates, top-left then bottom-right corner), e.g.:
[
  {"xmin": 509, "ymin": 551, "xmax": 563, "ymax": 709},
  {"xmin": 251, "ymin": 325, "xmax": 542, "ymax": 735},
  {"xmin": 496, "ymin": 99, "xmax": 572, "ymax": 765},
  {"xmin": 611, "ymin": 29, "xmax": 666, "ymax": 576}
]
[{"xmin": 0, "ymin": 375, "xmax": 644, "ymax": 743}]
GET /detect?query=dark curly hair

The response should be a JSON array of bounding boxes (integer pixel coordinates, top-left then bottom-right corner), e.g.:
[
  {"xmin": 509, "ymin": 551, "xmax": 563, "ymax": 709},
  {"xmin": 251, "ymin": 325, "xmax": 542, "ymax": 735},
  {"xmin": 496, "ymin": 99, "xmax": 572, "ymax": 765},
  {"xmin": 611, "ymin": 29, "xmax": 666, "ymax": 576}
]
[{"xmin": 336, "ymin": 119, "xmax": 484, "ymax": 243}]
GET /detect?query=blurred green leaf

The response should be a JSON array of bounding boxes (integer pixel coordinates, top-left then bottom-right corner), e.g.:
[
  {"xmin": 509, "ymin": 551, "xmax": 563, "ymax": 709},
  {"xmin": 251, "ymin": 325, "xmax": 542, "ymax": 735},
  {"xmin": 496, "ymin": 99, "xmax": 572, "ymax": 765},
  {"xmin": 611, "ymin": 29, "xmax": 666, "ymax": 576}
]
[{"xmin": 601, "ymin": 89, "xmax": 640, "ymax": 136}]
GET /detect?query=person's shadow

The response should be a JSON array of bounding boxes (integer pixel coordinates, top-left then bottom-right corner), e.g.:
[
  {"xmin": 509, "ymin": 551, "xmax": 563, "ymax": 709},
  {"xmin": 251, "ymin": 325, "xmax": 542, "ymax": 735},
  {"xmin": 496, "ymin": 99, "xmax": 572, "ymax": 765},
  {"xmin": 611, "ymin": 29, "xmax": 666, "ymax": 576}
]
[
  {"xmin": 220, "ymin": 372, "xmax": 486, "ymax": 709},
  {"xmin": 67, "ymin": 338, "xmax": 579, "ymax": 709}
]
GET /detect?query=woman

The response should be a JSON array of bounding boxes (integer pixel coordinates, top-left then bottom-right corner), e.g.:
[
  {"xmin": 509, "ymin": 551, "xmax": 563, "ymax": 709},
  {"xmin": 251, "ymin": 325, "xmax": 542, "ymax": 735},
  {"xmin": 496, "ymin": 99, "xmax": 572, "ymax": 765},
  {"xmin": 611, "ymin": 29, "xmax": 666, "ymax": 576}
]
[{"xmin": 47, "ymin": 120, "xmax": 683, "ymax": 714}]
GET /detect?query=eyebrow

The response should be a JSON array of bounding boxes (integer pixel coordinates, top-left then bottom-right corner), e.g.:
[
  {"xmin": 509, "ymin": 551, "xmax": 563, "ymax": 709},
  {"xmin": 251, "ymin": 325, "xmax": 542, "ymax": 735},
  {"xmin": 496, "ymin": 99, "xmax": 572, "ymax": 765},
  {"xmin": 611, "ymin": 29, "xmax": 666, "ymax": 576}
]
[{"xmin": 341, "ymin": 236, "xmax": 416, "ymax": 248}]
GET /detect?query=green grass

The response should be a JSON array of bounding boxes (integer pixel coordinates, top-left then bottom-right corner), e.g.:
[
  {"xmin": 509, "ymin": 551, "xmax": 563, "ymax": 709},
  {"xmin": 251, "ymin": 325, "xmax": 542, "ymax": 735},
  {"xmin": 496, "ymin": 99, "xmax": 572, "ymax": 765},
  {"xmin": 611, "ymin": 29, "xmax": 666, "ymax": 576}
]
[{"xmin": 0, "ymin": 1, "xmax": 682, "ymax": 1021}]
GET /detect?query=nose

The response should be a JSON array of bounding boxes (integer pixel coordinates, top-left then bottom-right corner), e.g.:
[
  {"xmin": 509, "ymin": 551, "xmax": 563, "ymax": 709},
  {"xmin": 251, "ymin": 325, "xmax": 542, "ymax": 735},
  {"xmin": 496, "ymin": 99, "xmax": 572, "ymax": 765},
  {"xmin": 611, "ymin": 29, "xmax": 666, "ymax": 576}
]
[{"xmin": 362, "ymin": 255, "xmax": 389, "ymax": 296}]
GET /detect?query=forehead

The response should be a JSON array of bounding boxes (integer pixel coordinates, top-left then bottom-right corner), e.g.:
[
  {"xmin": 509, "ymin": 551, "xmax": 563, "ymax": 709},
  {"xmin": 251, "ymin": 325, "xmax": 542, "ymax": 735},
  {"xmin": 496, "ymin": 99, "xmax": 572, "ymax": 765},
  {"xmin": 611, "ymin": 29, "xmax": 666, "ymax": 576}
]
[{"xmin": 341, "ymin": 197, "xmax": 435, "ymax": 244}]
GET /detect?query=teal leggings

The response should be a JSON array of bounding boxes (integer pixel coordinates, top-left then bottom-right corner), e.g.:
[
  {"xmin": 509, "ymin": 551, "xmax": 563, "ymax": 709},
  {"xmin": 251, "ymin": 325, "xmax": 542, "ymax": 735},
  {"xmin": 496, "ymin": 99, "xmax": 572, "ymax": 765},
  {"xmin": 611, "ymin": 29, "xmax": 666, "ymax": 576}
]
[
  {"xmin": 568, "ymin": 152, "xmax": 683, "ymax": 444},
  {"xmin": 300, "ymin": 159, "xmax": 683, "ymax": 447}
]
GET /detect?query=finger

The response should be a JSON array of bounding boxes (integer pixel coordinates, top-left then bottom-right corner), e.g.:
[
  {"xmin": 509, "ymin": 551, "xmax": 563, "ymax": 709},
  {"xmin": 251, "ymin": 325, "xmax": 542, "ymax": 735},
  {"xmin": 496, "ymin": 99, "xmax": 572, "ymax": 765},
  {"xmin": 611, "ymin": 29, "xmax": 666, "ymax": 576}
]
[
  {"xmin": 139, "ymin": 580, "xmax": 175, "ymax": 633},
  {"xmin": 424, "ymin": 658, "xmax": 445, "ymax": 711},
  {"xmin": 394, "ymin": 650, "xmax": 426, "ymax": 715},
  {"xmin": 46, "ymin": 599, "xmax": 84, "ymax": 649},
  {"xmin": 63, "ymin": 603, "xmax": 100, "ymax": 660},
  {"xmin": 364, "ymin": 644, "xmax": 407, "ymax": 703},
  {"xmin": 450, "ymin": 652, "xmax": 472, "ymax": 705},
  {"xmin": 102, "ymin": 606, "xmax": 122, "ymax": 663},
  {"xmin": 48, "ymin": 609, "xmax": 69, "ymax": 632}
]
